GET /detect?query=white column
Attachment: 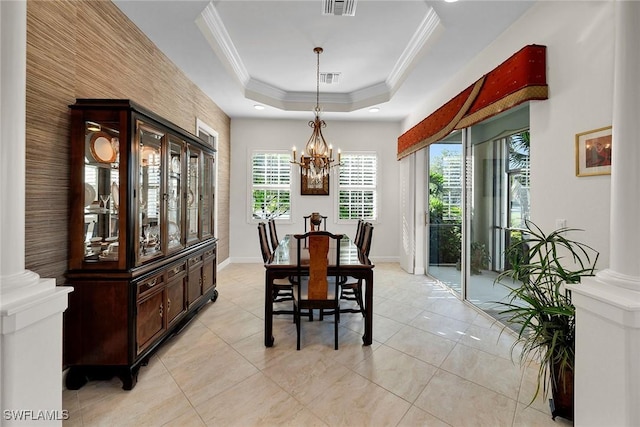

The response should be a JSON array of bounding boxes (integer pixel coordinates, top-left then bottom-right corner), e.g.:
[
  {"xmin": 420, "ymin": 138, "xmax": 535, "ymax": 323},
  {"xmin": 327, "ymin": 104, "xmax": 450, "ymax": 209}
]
[
  {"xmin": 569, "ymin": 1, "xmax": 640, "ymax": 426},
  {"xmin": 0, "ymin": 2, "xmax": 72, "ymax": 426}
]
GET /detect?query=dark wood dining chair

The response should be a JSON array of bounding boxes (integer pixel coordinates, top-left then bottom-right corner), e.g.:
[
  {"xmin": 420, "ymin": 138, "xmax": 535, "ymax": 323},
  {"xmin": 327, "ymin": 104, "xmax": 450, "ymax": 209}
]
[
  {"xmin": 267, "ymin": 218, "xmax": 279, "ymax": 252},
  {"xmin": 292, "ymin": 231, "xmax": 343, "ymax": 350},
  {"xmin": 340, "ymin": 222, "xmax": 373, "ymax": 316},
  {"xmin": 353, "ymin": 219, "xmax": 365, "ymax": 248},
  {"xmin": 258, "ymin": 222, "xmax": 294, "ymax": 313},
  {"xmin": 303, "ymin": 214, "xmax": 327, "ymax": 233},
  {"xmin": 258, "ymin": 222, "xmax": 272, "ymax": 263},
  {"xmin": 360, "ymin": 222, "xmax": 374, "ymax": 257}
]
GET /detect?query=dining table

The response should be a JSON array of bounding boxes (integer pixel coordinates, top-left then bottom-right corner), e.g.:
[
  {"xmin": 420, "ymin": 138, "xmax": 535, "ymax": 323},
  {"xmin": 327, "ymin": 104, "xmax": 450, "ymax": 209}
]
[{"xmin": 263, "ymin": 233, "xmax": 374, "ymax": 347}]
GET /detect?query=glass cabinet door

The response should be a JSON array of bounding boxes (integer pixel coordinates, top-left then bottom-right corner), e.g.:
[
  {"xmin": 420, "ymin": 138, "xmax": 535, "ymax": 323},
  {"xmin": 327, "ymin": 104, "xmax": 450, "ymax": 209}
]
[
  {"xmin": 137, "ymin": 122, "xmax": 166, "ymax": 264},
  {"xmin": 201, "ymin": 152, "xmax": 214, "ymax": 240},
  {"xmin": 186, "ymin": 146, "xmax": 201, "ymax": 245},
  {"xmin": 83, "ymin": 121, "xmax": 121, "ymax": 263},
  {"xmin": 167, "ymin": 137, "xmax": 185, "ymax": 253}
]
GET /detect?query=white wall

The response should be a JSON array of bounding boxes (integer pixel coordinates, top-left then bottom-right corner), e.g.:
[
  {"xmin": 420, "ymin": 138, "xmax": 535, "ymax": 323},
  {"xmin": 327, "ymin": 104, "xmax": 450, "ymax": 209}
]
[
  {"xmin": 402, "ymin": 1, "xmax": 614, "ymax": 269},
  {"xmin": 230, "ymin": 118, "xmax": 402, "ymax": 263}
]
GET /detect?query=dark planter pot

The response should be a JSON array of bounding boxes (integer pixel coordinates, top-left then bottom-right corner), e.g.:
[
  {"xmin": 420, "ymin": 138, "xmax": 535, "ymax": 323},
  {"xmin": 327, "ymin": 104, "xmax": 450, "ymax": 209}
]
[{"xmin": 550, "ymin": 361, "xmax": 574, "ymax": 421}]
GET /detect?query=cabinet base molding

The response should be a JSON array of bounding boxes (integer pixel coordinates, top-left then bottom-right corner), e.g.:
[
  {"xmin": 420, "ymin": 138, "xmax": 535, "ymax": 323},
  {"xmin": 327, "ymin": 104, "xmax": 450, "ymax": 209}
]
[
  {"xmin": 65, "ymin": 284, "xmax": 217, "ymax": 391},
  {"xmin": 65, "ymin": 364, "xmax": 141, "ymax": 391}
]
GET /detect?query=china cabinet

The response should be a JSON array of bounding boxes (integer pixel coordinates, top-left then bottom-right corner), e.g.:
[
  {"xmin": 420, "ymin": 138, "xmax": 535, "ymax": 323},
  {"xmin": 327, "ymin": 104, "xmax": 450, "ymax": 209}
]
[{"xmin": 65, "ymin": 99, "xmax": 217, "ymax": 390}]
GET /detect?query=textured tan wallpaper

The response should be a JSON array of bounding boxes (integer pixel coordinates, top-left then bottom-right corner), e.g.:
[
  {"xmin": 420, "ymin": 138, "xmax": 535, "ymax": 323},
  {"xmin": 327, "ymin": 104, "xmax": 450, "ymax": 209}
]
[{"xmin": 26, "ymin": 0, "xmax": 231, "ymax": 284}]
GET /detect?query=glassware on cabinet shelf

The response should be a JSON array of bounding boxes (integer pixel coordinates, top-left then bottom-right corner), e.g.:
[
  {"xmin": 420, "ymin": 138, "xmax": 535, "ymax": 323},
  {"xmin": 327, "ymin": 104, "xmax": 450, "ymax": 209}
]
[
  {"xmin": 201, "ymin": 153, "xmax": 214, "ymax": 239},
  {"xmin": 100, "ymin": 194, "xmax": 111, "ymax": 210},
  {"xmin": 83, "ymin": 119, "xmax": 121, "ymax": 263},
  {"xmin": 137, "ymin": 123, "xmax": 165, "ymax": 264},
  {"xmin": 167, "ymin": 137, "xmax": 184, "ymax": 252},
  {"xmin": 186, "ymin": 147, "xmax": 201, "ymax": 244}
]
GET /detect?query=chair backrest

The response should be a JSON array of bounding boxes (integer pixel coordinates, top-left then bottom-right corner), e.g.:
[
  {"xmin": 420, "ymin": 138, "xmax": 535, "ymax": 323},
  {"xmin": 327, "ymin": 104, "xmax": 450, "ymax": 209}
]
[
  {"xmin": 303, "ymin": 214, "xmax": 328, "ymax": 233},
  {"xmin": 293, "ymin": 231, "xmax": 343, "ymax": 300},
  {"xmin": 360, "ymin": 222, "xmax": 374, "ymax": 257},
  {"xmin": 268, "ymin": 218, "xmax": 279, "ymax": 252},
  {"xmin": 257, "ymin": 222, "xmax": 272, "ymax": 263},
  {"xmin": 353, "ymin": 219, "xmax": 365, "ymax": 248}
]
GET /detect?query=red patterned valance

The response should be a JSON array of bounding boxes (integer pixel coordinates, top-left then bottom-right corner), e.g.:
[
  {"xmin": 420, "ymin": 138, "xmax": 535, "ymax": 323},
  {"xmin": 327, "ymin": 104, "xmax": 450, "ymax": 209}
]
[{"xmin": 398, "ymin": 44, "xmax": 548, "ymax": 160}]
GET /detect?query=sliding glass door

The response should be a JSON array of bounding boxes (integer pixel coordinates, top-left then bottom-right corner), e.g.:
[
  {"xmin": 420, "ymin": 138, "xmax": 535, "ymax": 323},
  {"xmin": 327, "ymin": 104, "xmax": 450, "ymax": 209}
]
[
  {"xmin": 426, "ymin": 133, "xmax": 463, "ymax": 294},
  {"xmin": 466, "ymin": 129, "xmax": 530, "ymax": 316},
  {"xmin": 425, "ymin": 105, "xmax": 531, "ymax": 321}
]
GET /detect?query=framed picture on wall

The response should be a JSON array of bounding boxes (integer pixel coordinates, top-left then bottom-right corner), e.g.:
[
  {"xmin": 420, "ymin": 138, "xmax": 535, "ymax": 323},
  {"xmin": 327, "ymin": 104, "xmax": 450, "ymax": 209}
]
[
  {"xmin": 300, "ymin": 157, "xmax": 330, "ymax": 195},
  {"xmin": 575, "ymin": 126, "xmax": 612, "ymax": 177}
]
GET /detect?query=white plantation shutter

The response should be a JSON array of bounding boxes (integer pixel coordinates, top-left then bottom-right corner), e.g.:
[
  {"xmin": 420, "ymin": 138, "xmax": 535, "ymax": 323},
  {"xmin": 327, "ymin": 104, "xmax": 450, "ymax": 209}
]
[
  {"xmin": 251, "ymin": 151, "xmax": 291, "ymax": 220},
  {"xmin": 338, "ymin": 153, "xmax": 377, "ymax": 220}
]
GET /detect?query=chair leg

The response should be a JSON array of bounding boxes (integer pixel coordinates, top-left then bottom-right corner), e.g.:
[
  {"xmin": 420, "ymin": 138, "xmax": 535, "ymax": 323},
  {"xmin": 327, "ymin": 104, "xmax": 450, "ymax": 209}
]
[
  {"xmin": 334, "ymin": 309, "xmax": 339, "ymax": 350},
  {"xmin": 292, "ymin": 301, "xmax": 296, "ymax": 323},
  {"xmin": 295, "ymin": 306, "xmax": 301, "ymax": 351},
  {"xmin": 355, "ymin": 281, "xmax": 365, "ymax": 316}
]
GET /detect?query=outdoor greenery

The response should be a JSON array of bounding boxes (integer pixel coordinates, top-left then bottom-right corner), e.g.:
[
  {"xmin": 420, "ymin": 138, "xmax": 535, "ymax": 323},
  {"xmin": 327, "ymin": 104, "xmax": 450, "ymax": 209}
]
[
  {"xmin": 495, "ymin": 220, "xmax": 599, "ymax": 405},
  {"xmin": 508, "ymin": 130, "xmax": 530, "ymax": 170},
  {"xmin": 251, "ymin": 152, "xmax": 291, "ymax": 220},
  {"xmin": 252, "ymin": 191, "xmax": 290, "ymax": 220},
  {"xmin": 469, "ymin": 242, "xmax": 491, "ymax": 274},
  {"xmin": 338, "ymin": 190, "xmax": 376, "ymax": 220},
  {"xmin": 429, "ymin": 169, "xmax": 462, "ymax": 264}
]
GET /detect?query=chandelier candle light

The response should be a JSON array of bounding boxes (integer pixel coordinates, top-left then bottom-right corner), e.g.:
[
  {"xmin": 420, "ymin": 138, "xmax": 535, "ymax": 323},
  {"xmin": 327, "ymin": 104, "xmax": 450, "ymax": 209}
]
[{"xmin": 292, "ymin": 47, "xmax": 340, "ymax": 186}]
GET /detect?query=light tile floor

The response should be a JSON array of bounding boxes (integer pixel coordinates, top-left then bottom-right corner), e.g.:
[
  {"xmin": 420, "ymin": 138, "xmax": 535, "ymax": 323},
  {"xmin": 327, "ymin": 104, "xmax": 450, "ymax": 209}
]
[{"xmin": 62, "ymin": 263, "xmax": 573, "ymax": 426}]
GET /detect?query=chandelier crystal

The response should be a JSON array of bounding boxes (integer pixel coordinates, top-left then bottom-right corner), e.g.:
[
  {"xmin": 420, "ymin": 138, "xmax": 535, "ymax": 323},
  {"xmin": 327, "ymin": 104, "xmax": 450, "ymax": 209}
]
[{"xmin": 292, "ymin": 47, "xmax": 340, "ymax": 186}]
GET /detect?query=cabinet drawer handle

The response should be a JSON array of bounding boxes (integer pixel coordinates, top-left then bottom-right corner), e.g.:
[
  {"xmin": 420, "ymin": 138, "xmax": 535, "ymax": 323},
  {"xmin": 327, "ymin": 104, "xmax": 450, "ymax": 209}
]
[
  {"xmin": 147, "ymin": 278, "xmax": 158, "ymax": 287},
  {"xmin": 173, "ymin": 266, "xmax": 181, "ymax": 275}
]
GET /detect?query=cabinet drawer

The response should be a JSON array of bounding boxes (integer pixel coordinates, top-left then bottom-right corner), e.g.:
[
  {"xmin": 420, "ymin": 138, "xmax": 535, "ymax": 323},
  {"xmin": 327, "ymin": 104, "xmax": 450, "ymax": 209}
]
[
  {"xmin": 188, "ymin": 254, "xmax": 203, "ymax": 268},
  {"xmin": 137, "ymin": 273, "xmax": 165, "ymax": 299},
  {"xmin": 203, "ymin": 247, "xmax": 216, "ymax": 261},
  {"xmin": 167, "ymin": 262, "xmax": 187, "ymax": 280}
]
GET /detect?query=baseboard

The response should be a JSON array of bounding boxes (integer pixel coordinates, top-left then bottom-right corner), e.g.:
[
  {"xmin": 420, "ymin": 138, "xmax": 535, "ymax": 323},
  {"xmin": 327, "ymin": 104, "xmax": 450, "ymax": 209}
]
[
  {"xmin": 217, "ymin": 257, "xmax": 231, "ymax": 269},
  {"xmin": 225, "ymin": 256, "xmax": 399, "ymax": 264},
  {"xmin": 229, "ymin": 257, "xmax": 264, "ymax": 264}
]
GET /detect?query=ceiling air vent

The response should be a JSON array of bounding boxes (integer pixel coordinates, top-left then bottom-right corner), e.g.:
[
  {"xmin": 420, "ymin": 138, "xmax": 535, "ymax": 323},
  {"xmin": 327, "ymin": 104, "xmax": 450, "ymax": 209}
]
[
  {"xmin": 319, "ymin": 72, "xmax": 341, "ymax": 85},
  {"xmin": 322, "ymin": 0, "xmax": 357, "ymax": 17}
]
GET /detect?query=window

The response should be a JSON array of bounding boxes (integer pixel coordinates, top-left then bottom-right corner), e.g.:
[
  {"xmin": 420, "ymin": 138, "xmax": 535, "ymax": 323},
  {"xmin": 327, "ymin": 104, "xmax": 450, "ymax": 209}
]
[
  {"xmin": 338, "ymin": 152, "xmax": 377, "ymax": 221},
  {"xmin": 196, "ymin": 118, "xmax": 218, "ymax": 236},
  {"xmin": 251, "ymin": 151, "xmax": 291, "ymax": 220}
]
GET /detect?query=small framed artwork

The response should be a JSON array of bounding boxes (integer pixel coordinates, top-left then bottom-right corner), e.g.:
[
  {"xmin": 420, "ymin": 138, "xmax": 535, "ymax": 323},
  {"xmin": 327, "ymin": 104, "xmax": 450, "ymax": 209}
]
[
  {"xmin": 575, "ymin": 126, "xmax": 612, "ymax": 177},
  {"xmin": 300, "ymin": 157, "xmax": 330, "ymax": 195}
]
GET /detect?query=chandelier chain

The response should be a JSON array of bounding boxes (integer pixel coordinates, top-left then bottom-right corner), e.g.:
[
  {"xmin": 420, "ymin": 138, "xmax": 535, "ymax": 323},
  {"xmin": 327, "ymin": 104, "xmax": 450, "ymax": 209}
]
[
  {"xmin": 315, "ymin": 47, "xmax": 321, "ymax": 112},
  {"xmin": 291, "ymin": 46, "xmax": 340, "ymax": 187}
]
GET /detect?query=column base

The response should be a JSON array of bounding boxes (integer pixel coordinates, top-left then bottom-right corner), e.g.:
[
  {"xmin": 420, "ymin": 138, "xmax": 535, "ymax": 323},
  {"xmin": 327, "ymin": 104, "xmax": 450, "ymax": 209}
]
[
  {"xmin": 569, "ymin": 275, "xmax": 640, "ymax": 427},
  {"xmin": 1, "ymin": 280, "xmax": 72, "ymax": 426}
]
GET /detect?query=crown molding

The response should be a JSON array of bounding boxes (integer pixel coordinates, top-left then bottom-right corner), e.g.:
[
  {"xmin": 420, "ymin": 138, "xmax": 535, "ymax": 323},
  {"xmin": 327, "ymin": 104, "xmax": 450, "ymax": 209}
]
[
  {"xmin": 196, "ymin": 2, "xmax": 250, "ymax": 86},
  {"xmin": 387, "ymin": 7, "xmax": 442, "ymax": 92},
  {"xmin": 197, "ymin": 3, "xmax": 441, "ymax": 113}
]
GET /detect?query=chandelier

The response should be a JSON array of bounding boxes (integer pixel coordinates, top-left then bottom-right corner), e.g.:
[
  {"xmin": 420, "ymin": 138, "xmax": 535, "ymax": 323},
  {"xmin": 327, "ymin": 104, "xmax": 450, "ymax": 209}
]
[{"xmin": 291, "ymin": 47, "xmax": 340, "ymax": 185}]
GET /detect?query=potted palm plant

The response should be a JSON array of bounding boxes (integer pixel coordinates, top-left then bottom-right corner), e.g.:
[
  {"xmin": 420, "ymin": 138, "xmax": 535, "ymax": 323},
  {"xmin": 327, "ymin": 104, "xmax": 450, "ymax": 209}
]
[{"xmin": 495, "ymin": 220, "xmax": 599, "ymax": 421}]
